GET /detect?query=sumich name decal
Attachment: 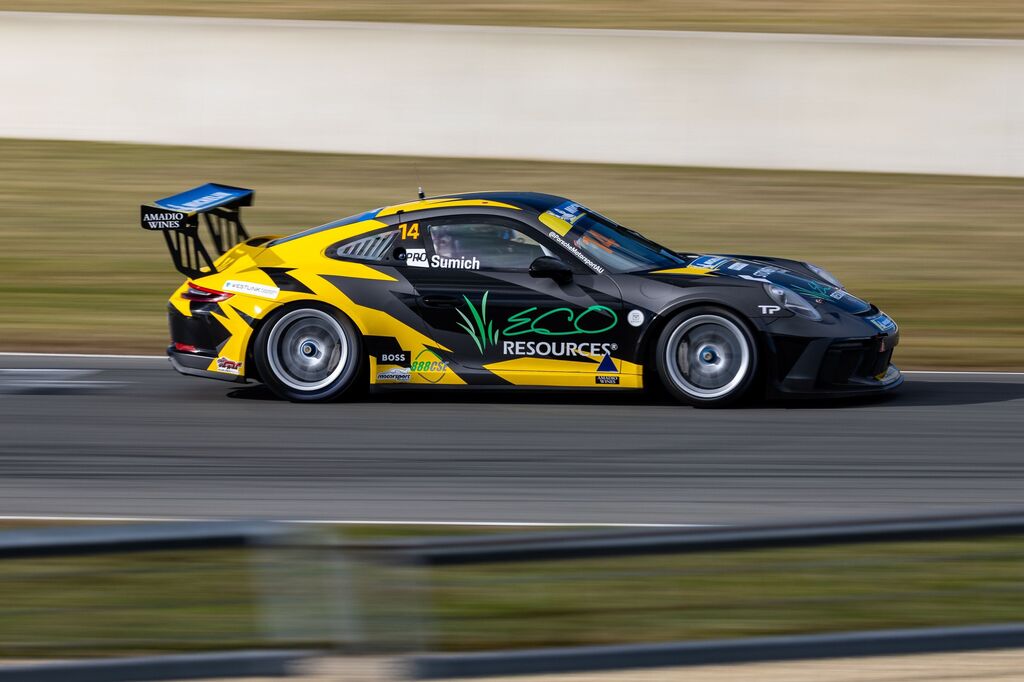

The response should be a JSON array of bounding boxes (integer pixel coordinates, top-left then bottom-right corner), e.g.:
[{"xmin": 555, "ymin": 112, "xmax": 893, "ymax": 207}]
[{"xmin": 405, "ymin": 249, "xmax": 481, "ymax": 270}]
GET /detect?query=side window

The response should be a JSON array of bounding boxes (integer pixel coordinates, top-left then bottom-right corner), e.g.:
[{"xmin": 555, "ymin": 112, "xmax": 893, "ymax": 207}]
[
  {"xmin": 424, "ymin": 220, "xmax": 549, "ymax": 271},
  {"xmin": 329, "ymin": 229, "xmax": 398, "ymax": 262}
]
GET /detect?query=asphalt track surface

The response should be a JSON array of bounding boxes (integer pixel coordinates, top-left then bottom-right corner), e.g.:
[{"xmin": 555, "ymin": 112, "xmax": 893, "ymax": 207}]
[{"xmin": 0, "ymin": 354, "xmax": 1022, "ymax": 525}]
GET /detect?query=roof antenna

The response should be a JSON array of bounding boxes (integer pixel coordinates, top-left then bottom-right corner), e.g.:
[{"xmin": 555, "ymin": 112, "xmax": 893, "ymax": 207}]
[{"xmin": 413, "ymin": 161, "xmax": 426, "ymax": 200}]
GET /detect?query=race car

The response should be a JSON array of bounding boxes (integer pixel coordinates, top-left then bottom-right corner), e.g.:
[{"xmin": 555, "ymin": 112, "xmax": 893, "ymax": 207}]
[{"xmin": 140, "ymin": 184, "xmax": 902, "ymax": 406}]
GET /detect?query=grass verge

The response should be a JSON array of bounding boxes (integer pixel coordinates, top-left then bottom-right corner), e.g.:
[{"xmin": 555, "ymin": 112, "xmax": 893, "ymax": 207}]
[{"xmin": 0, "ymin": 138, "xmax": 1021, "ymax": 368}]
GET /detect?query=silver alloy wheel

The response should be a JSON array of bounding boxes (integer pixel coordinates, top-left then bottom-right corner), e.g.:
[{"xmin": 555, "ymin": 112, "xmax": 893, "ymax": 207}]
[
  {"xmin": 663, "ymin": 314, "xmax": 751, "ymax": 400},
  {"xmin": 265, "ymin": 309, "xmax": 349, "ymax": 392}
]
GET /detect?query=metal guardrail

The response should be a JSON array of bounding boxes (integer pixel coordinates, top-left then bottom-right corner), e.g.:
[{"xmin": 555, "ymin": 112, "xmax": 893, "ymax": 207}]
[
  {"xmin": 378, "ymin": 511, "xmax": 1024, "ymax": 678},
  {"xmin": 0, "ymin": 520, "xmax": 285, "ymax": 558},
  {"xmin": 370, "ymin": 510, "xmax": 1024, "ymax": 566},
  {"xmin": 0, "ymin": 650, "xmax": 307, "ymax": 682},
  {"xmin": 0, "ymin": 521, "xmax": 314, "ymax": 681},
  {"xmin": 411, "ymin": 623, "xmax": 1024, "ymax": 679},
  {"xmin": 4, "ymin": 512, "xmax": 1024, "ymax": 679}
]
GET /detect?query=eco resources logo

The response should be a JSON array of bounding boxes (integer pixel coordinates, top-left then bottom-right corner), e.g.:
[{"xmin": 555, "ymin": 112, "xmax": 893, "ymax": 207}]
[{"xmin": 457, "ymin": 292, "xmax": 618, "ymax": 355}]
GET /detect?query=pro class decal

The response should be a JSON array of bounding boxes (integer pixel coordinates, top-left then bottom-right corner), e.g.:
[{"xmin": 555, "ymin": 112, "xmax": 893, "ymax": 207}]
[
  {"xmin": 403, "ymin": 247, "xmax": 479, "ymax": 270},
  {"xmin": 405, "ymin": 248, "xmax": 429, "ymax": 268}
]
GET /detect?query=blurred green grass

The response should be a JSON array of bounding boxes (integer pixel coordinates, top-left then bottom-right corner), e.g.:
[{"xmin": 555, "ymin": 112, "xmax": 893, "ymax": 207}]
[
  {"xmin": 427, "ymin": 537, "xmax": 1024, "ymax": 651},
  {"xmin": 1, "ymin": 527, "xmax": 1023, "ymax": 657},
  {"xmin": 0, "ymin": 138, "xmax": 1021, "ymax": 369},
  {"xmin": 7, "ymin": 0, "xmax": 1024, "ymax": 38}
]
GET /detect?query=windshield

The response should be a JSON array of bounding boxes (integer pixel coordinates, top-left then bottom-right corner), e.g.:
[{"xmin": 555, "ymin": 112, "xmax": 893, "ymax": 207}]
[{"xmin": 544, "ymin": 202, "xmax": 686, "ymax": 272}]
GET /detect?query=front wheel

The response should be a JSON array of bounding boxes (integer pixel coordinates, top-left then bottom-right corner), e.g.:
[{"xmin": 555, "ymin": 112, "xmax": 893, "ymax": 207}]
[
  {"xmin": 655, "ymin": 307, "xmax": 758, "ymax": 408},
  {"xmin": 253, "ymin": 305, "xmax": 363, "ymax": 402}
]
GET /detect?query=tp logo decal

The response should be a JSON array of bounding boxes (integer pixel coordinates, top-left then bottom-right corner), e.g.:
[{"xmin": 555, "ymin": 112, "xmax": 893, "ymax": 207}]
[{"xmin": 759, "ymin": 305, "xmax": 781, "ymax": 315}]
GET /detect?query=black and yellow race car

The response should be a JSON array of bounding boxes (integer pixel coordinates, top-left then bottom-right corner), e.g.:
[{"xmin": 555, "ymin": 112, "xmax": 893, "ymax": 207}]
[{"xmin": 141, "ymin": 184, "xmax": 901, "ymax": 406}]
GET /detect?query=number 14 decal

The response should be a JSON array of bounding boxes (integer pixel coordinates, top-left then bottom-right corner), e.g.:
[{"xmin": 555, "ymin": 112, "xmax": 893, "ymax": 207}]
[{"xmin": 399, "ymin": 223, "xmax": 420, "ymax": 240}]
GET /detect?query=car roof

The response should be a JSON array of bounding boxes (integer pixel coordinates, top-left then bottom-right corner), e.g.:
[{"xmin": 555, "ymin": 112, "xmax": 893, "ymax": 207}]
[
  {"xmin": 375, "ymin": 191, "xmax": 571, "ymax": 217},
  {"xmin": 269, "ymin": 192, "xmax": 572, "ymax": 247}
]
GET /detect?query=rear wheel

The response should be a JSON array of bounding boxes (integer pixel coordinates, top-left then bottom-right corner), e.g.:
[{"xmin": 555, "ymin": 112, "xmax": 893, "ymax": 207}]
[
  {"xmin": 655, "ymin": 307, "xmax": 758, "ymax": 408},
  {"xmin": 254, "ymin": 306, "xmax": 363, "ymax": 402}
]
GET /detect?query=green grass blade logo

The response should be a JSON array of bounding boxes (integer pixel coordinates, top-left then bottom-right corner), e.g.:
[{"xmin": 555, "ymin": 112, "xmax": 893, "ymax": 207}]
[{"xmin": 455, "ymin": 290, "xmax": 501, "ymax": 353}]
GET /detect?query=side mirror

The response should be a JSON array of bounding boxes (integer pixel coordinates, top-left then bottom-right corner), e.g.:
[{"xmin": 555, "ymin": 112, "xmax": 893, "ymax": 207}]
[{"xmin": 529, "ymin": 256, "xmax": 573, "ymax": 284}]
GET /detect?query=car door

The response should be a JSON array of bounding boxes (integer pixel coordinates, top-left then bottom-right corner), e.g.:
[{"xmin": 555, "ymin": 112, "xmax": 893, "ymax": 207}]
[{"xmin": 397, "ymin": 214, "xmax": 624, "ymax": 385}]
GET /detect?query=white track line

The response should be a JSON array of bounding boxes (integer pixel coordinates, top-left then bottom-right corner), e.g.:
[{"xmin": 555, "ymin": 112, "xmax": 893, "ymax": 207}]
[
  {"xmin": 0, "ymin": 352, "xmax": 1020, "ymax": 375},
  {"xmin": 0, "ymin": 514, "xmax": 708, "ymax": 528}
]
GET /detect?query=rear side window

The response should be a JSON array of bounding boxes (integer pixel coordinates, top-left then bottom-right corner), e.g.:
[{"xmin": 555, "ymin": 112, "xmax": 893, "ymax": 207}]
[
  {"xmin": 425, "ymin": 221, "xmax": 548, "ymax": 271},
  {"xmin": 330, "ymin": 230, "xmax": 397, "ymax": 262}
]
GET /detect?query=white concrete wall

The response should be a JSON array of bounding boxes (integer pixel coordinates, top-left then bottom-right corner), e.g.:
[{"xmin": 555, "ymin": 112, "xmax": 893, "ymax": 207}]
[{"xmin": 3, "ymin": 11, "xmax": 1024, "ymax": 176}]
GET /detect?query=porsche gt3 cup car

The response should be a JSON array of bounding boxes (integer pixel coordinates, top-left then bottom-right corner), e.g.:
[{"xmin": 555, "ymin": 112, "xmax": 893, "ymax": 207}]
[{"xmin": 140, "ymin": 184, "xmax": 902, "ymax": 406}]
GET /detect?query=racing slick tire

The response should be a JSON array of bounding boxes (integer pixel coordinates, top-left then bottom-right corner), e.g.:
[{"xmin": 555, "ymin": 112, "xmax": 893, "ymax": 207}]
[
  {"xmin": 253, "ymin": 305, "xmax": 364, "ymax": 402},
  {"xmin": 655, "ymin": 306, "xmax": 759, "ymax": 408}
]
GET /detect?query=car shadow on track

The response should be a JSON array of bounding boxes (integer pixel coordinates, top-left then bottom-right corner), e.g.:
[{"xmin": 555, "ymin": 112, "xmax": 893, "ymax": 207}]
[
  {"xmin": 226, "ymin": 383, "xmax": 670, "ymax": 407},
  {"xmin": 767, "ymin": 379, "xmax": 1024, "ymax": 410},
  {"xmin": 226, "ymin": 378, "xmax": 1024, "ymax": 409}
]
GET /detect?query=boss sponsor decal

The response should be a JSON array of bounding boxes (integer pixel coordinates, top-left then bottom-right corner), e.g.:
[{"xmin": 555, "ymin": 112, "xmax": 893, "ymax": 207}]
[
  {"xmin": 141, "ymin": 210, "xmax": 187, "ymax": 230},
  {"xmin": 502, "ymin": 341, "xmax": 618, "ymax": 358},
  {"xmin": 378, "ymin": 350, "xmax": 410, "ymax": 366},
  {"xmin": 547, "ymin": 231, "xmax": 605, "ymax": 274},
  {"xmin": 457, "ymin": 292, "xmax": 618, "ymax": 354},
  {"xmin": 376, "ymin": 367, "xmax": 411, "ymax": 382},
  {"xmin": 411, "ymin": 349, "xmax": 449, "ymax": 383},
  {"xmin": 691, "ymin": 255, "xmax": 729, "ymax": 269},
  {"xmin": 223, "ymin": 280, "xmax": 280, "ymax": 300},
  {"xmin": 595, "ymin": 376, "xmax": 620, "ymax": 385},
  {"xmin": 216, "ymin": 357, "xmax": 242, "ymax": 374}
]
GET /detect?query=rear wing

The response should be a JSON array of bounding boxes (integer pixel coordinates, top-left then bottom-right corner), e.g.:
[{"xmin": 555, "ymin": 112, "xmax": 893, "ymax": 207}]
[{"xmin": 140, "ymin": 183, "xmax": 253, "ymax": 278}]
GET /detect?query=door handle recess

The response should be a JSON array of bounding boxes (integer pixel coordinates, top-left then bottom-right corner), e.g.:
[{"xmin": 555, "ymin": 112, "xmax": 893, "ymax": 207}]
[{"xmin": 420, "ymin": 295, "xmax": 460, "ymax": 308}]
